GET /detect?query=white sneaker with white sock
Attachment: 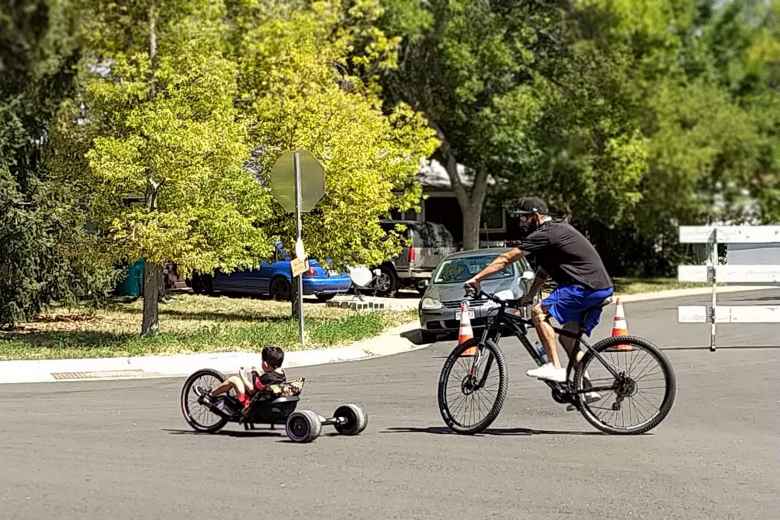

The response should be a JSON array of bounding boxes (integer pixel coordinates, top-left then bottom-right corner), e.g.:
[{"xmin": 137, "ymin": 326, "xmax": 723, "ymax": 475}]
[{"xmin": 526, "ymin": 362, "xmax": 567, "ymax": 382}]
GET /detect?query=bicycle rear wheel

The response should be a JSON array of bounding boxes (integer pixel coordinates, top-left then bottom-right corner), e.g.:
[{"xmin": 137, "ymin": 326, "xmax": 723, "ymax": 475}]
[
  {"xmin": 574, "ymin": 336, "xmax": 676, "ymax": 434},
  {"xmin": 438, "ymin": 338, "xmax": 507, "ymax": 434}
]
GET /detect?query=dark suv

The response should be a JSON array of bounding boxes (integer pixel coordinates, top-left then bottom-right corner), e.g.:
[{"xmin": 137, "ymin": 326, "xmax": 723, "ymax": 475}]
[{"xmin": 375, "ymin": 221, "xmax": 457, "ymax": 296}]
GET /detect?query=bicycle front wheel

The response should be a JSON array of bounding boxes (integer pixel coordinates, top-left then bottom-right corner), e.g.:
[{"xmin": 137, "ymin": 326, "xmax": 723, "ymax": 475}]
[
  {"xmin": 438, "ymin": 338, "xmax": 507, "ymax": 434},
  {"xmin": 574, "ymin": 336, "xmax": 676, "ymax": 435}
]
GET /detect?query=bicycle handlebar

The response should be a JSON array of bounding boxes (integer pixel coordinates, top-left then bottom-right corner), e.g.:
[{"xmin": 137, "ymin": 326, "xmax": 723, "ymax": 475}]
[{"xmin": 463, "ymin": 284, "xmax": 521, "ymax": 306}]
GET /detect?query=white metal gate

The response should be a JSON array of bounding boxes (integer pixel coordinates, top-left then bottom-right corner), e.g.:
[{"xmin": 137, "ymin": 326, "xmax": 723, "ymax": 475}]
[{"xmin": 677, "ymin": 225, "xmax": 780, "ymax": 351}]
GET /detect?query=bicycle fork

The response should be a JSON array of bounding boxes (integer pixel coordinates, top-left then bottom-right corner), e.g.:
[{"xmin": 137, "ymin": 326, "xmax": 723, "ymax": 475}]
[{"xmin": 468, "ymin": 341, "xmax": 496, "ymax": 390}]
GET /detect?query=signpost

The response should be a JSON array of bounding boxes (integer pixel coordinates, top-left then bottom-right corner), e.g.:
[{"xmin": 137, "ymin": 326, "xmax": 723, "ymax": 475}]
[{"xmin": 269, "ymin": 150, "xmax": 326, "ymax": 346}]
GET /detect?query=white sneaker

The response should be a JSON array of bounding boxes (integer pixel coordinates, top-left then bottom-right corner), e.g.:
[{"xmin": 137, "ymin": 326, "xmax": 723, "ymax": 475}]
[{"xmin": 526, "ymin": 363, "xmax": 567, "ymax": 383}]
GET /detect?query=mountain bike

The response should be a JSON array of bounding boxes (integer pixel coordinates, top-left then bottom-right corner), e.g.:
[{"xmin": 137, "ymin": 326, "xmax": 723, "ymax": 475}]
[{"xmin": 437, "ymin": 287, "xmax": 676, "ymax": 435}]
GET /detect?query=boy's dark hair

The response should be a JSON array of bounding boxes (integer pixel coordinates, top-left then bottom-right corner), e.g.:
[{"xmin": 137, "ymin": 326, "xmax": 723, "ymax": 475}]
[{"xmin": 262, "ymin": 346, "xmax": 284, "ymax": 369}]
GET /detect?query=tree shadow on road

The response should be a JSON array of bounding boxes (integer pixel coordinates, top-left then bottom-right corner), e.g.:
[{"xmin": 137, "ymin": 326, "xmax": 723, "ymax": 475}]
[{"xmin": 382, "ymin": 426, "xmax": 605, "ymax": 436}]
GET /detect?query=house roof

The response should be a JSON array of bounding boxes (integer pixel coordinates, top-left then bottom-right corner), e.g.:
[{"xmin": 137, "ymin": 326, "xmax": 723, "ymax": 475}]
[{"xmin": 418, "ymin": 160, "xmax": 497, "ymax": 190}]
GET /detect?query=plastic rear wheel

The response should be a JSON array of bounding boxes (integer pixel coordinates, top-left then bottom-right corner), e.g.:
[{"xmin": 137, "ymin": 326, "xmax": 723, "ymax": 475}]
[
  {"xmin": 191, "ymin": 273, "xmax": 213, "ymax": 295},
  {"xmin": 181, "ymin": 369, "xmax": 228, "ymax": 433},
  {"xmin": 334, "ymin": 404, "xmax": 368, "ymax": 435},
  {"xmin": 286, "ymin": 410, "xmax": 322, "ymax": 443}
]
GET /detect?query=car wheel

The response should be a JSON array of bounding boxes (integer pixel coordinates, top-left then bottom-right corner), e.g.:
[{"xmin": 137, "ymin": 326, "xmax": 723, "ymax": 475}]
[
  {"xmin": 270, "ymin": 277, "xmax": 291, "ymax": 301},
  {"xmin": 374, "ymin": 265, "xmax": 398, "ymax": 297},
  {"xmin": 191, "ymin": 273, "xmax": 213, "ymax": 295}
]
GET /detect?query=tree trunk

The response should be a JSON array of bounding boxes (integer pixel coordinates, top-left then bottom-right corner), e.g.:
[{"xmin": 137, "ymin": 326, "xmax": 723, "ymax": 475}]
[
  {"xmin": 440, "ymin": 147, "xmax": 489, "ymax": 250},
  {"xmin": 140, "ymin": 1, "xmax": 162, "ymax": 337},
  {"xmin": 462, "ymin": 203, "xmax": 483, "ymax": 250},
  {"xmin": 141, "ymin": 261, "xmax": 162, "ymax": 336}
]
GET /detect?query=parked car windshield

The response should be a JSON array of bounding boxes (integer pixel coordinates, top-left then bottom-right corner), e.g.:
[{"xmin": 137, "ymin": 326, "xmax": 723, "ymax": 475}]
[{"xmin": 433, "ymin": 255, "xmax": 514, "ymax": 284}]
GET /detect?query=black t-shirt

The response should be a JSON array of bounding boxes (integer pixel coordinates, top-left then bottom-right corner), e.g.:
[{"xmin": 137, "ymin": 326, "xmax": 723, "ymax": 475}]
[
  {"xmin": 519, "ymin": 221, "xmax": 612, "ymax": 290},
  {"xmin": 252, "ymin": 370, "xmax": 286, "ymax": 392}
]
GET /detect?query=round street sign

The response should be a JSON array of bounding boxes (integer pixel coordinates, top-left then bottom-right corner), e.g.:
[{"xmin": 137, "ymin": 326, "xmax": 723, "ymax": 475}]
[{"xmin": 269, "ymin": 150, "xmax": 325, "ymax": 213}]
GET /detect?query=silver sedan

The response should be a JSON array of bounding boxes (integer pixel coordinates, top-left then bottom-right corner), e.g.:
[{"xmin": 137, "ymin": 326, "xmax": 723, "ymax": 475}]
[{"xmin": 418, "ymin": 248, "xmax": 535, "ymax": 341}]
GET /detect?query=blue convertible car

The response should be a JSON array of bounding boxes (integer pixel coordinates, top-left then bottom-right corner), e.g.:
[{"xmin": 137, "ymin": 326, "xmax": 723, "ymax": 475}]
[{"xmin": 190, "ymin": 245, "xmax": 352, "ymax": 302}]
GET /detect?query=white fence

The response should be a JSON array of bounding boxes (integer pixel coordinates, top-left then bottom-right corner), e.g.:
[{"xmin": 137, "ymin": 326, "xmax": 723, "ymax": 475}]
[{"xmin": 677, "ymin": 225, "xmax": 780, "ymax": 351}]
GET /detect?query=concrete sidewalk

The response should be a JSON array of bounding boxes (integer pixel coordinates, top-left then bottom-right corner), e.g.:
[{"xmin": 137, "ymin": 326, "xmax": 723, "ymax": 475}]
[
  {"xmin": 0, "ymin": 321, "xmax": 426, "ymax": 384},
  {"xmin": 0, "ymin": 285, "xmax": 773, "ymax": 384}
]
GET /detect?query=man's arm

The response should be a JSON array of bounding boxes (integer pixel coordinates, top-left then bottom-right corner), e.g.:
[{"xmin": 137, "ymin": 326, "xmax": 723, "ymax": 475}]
[{"xmin": 465, "ymin": 248, "xmax": 526, "ymax": 288}]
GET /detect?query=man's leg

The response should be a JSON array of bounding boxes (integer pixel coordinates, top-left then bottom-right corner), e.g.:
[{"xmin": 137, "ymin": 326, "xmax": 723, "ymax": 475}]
[
  {"xmin": 532, "ymin": 303, "xmax": 561, "ymax": 368},
  {"xmin": 558, "ymin": 321, "xmax": 601, "ymax": 408},
  {"xmin": 559, "ymin": 322, "xmax": 581, "ymax": 363},
  {"xmin": 526, "ymin": 303, "xmax": 567, "ymax": 382}
]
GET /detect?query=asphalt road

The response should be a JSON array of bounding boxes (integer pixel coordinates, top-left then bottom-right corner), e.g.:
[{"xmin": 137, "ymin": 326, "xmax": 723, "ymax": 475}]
[{"xmin": 1, "ymin": 290, "xmax": 778, "ymax": 519}]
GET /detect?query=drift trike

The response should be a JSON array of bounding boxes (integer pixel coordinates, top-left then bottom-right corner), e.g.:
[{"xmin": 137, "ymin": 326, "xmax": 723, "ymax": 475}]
[{"xmin": 180, "ymin": 369, "xmax": 367, "ymax": 443}]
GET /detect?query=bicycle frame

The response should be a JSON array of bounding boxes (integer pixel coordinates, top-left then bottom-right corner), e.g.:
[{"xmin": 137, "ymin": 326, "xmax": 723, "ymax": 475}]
[{"xmin": 471, "ymin": 296, "xmax": 622, "ymax": 396}]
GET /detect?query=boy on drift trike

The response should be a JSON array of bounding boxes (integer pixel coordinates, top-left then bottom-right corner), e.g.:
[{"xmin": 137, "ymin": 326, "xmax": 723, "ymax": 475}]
[
  {"xmin": 195, "ymin": 346, "xmax": 286, "ymax": 415},
  {"xmin": 182, "ymin": 346, "xmax": 366, "ymax": 442}
]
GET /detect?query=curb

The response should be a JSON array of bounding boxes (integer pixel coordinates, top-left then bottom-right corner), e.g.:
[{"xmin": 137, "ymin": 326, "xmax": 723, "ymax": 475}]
[
  {"xmin": 0, "ymin": 321, "xmax": 429, "ymax": 385},
  {"xmin": 0, "ymin": 286, "xmax": 773, "ymax": 384}
]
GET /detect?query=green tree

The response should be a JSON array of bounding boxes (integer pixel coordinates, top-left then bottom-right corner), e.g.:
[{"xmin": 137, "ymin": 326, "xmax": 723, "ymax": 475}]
[
  {"xmin": 69, "ymin": 0, "xmax": 273, "ymax": 335},
  {"xmin": 567, "ymin": 0, "xmax": 778, "ymax": 273},
  {"xmin": 378, "ymin": 0, "xmax": 649, "ymax": 249},
  {"xmin": 701, "ymin": 0, "xmax": 780, "ymax": 222},
  {"xmin": 0, "ymin": 0, "xmax": 116, "ymax": 328},
  {"xmin": 232, "ymin": 0, "xmax": 438, "ymax": 266}
]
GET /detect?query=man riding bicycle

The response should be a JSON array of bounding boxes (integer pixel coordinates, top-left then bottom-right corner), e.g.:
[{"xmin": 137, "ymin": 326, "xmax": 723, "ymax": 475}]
[{"xmin": 465, "ymin": 197, "xmax": 614, "ymax": 384}]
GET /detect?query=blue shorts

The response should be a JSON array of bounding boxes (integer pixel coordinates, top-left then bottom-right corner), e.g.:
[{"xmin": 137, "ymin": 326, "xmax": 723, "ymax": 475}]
[{"xmin": 542, "ymin": 285, "xmax": 614, "ymax": 335}]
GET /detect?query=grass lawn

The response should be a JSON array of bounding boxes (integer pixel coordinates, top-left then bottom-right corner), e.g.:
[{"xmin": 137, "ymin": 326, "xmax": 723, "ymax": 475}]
[
  {"xmin": 0, "ymin": 294, "xmax": 417, "ymax": 361},
  {"xmin": 612, "ymin": 277, "xmax": 708, "ymax": 295}
]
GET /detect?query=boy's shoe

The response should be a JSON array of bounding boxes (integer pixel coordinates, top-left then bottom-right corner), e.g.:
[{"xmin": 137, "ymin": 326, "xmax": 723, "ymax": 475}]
[
  {"xmin": 526, "ymin": 363, "xmax": 566, "ymax": 383},
  {"xmin": 566, "ymin": 392, "xmax": 602, "ymax": 411}
]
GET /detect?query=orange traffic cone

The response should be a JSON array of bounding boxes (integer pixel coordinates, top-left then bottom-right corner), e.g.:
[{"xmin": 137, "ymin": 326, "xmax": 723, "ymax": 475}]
[
  {"xmin": 458, "ymin": 301, "xmax": 477, "ymax": 356},
  {"xmin": 611, "ymin": 298, "xmax": 633, "ymax": 351}
]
